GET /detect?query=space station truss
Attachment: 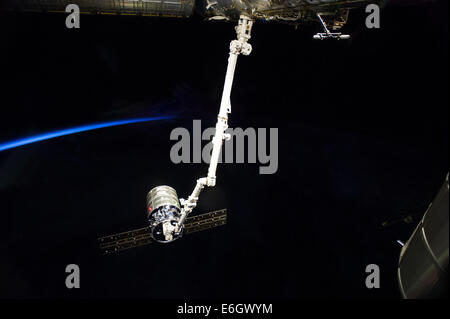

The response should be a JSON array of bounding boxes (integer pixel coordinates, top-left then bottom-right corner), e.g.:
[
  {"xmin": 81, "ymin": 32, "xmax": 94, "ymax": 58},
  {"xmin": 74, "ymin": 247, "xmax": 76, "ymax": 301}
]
[{"xmin": 1, "ymin": 0, "xmax": 195, "ymax": 18}]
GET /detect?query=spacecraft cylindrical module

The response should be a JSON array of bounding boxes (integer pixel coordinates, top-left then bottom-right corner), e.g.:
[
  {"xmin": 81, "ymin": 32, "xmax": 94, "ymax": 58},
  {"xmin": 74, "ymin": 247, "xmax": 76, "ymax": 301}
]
[
  {"xmin": 146, "ymin": 185, "xmax": 184, "ymax": 243},
  {"xmin": 397, "ymin": 174, "xmax": 449, "ymax": 298}
]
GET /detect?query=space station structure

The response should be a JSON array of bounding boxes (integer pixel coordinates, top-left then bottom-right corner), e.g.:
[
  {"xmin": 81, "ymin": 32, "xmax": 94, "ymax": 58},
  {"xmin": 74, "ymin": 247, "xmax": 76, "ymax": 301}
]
[
  {"xmin": 1, "ymin": 0, "xmax": 376, "ymax": 28},
  {"xmin": 203, "ymin": 0, "xmax": 361, "ymax": 27},
  {"xmin": 0, "ymin": 0, "xmax": 194, "ymax": 18},
  {"xmin": 397, "ymin": 174, "xmax": 449, "ymax": 299}
]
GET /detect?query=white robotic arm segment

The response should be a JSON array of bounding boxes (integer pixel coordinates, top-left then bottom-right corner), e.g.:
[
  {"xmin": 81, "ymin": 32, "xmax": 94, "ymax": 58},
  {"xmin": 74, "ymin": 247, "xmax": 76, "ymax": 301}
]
[{"xmin": 174, "ymin": 15, "xmax": 254, "ymax": 236}]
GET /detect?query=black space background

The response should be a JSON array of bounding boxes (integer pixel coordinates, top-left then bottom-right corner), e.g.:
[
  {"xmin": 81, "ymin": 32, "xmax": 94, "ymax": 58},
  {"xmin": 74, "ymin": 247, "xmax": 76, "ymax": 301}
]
[{"xmin": 0, "ymin": 1, "xmax": 448, "ymax": 299}]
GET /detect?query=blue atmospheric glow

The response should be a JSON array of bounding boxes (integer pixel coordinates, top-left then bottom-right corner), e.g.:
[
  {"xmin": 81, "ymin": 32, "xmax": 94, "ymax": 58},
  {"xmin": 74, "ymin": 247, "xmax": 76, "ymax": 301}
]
[{"xmin": 0, "ymin": 116, "xmax": 175, "ymax": 152}]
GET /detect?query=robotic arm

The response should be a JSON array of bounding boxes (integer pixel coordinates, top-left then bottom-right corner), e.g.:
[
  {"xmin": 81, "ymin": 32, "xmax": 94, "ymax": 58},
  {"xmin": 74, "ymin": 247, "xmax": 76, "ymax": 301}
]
[
  {"xmin": 173, "ymin": 15, "xmax": 254, "ymax": 237},
  {"xmin": 144, "ymin": 15, "xmax": 254, "ymax": 242}
]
